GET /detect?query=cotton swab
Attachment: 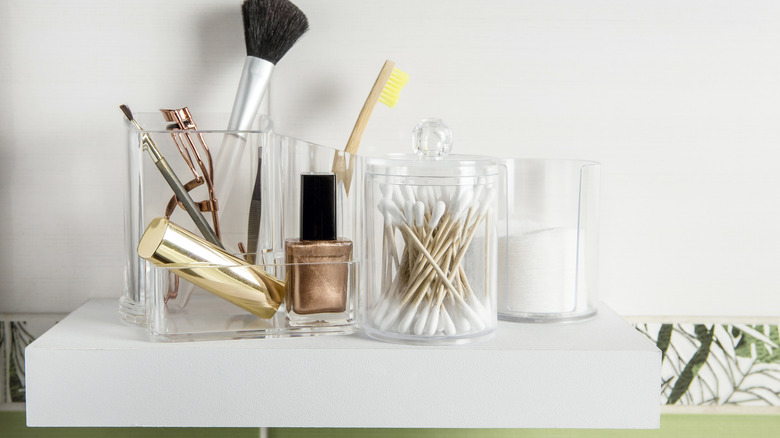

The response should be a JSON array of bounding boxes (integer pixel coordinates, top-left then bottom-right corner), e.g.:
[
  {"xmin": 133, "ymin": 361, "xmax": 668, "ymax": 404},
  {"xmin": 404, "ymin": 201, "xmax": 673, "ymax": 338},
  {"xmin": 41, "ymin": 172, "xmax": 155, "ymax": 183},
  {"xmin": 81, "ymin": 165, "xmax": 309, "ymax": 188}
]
[{"xmin": 372, "ymin": 179, "xmax": 495, "ymax": 337}]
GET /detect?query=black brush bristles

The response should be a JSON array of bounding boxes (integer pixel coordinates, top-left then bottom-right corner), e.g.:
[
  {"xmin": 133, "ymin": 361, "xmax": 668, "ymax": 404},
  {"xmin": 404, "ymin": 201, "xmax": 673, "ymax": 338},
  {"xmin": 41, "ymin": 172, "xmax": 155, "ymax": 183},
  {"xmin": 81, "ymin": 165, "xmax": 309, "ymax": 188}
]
[{"xmin": 242, "ymin": 0, "xmax": 309, "ymax": 64}]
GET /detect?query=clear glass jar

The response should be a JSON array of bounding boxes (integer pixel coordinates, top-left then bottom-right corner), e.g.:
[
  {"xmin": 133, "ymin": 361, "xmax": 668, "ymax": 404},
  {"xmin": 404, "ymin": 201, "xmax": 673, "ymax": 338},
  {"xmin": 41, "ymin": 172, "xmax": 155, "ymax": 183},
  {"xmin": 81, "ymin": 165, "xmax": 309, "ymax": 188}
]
[{"xmin": 364, "ymin": 154, "xmax": 501, "ymax": 344}]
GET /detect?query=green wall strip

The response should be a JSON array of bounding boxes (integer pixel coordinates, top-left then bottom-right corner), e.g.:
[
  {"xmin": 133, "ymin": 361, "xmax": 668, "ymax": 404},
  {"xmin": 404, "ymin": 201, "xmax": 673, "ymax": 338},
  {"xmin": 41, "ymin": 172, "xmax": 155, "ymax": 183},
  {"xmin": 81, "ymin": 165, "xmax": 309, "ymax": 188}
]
[
  {"xmin": 270, "ymin": 415, "xmax": 780, "ymax": 438},
  {"xmin": 2, "ymin": 413, "xmax": 779, "ymax": 437},
  {"xmin": 0, "ymin": 412, "xmax": 259, "ymax": 438}
]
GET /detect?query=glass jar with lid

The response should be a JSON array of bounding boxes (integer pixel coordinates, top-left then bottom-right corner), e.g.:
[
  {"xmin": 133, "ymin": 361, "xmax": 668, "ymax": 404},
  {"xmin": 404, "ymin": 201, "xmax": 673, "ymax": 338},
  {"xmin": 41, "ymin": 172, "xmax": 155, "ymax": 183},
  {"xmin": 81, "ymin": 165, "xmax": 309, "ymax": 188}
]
[{"xmin": 363, "ymin": 119, "xmax": 502, "ymax": 344}]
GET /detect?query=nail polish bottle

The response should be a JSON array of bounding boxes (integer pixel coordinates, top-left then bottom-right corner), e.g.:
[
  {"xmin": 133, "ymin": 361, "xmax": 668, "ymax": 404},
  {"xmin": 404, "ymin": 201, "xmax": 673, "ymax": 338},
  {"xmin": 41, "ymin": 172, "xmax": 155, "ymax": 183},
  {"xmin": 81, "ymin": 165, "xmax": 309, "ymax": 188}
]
[{"xmin": 285, "ymin": 172, "xmax": 353, "ymax": 326}]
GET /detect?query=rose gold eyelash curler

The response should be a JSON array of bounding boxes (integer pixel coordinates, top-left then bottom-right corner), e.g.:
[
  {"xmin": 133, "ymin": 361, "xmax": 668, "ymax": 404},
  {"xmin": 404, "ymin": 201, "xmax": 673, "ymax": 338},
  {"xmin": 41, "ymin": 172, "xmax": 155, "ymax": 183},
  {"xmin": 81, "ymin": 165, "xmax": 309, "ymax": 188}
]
[
  {"xmin": 159, "ymin": 107, "xmax": 222, "ymax": 239},
  {"xmin": 159, "ymin": 107, "xmax": 222, "ymax": 303}
]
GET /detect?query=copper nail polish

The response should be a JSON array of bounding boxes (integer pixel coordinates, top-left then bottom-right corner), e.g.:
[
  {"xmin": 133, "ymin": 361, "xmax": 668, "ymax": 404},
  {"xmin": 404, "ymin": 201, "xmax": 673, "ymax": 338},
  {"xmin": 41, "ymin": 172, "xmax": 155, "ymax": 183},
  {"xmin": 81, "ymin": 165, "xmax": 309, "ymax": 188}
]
[
  {"xmin": 285, "ymin": 240, "xmax": 351, "ymax": 314},
  {"xmin": 285, "ymin": 173, "xmax": 352, "ymax": 321}
]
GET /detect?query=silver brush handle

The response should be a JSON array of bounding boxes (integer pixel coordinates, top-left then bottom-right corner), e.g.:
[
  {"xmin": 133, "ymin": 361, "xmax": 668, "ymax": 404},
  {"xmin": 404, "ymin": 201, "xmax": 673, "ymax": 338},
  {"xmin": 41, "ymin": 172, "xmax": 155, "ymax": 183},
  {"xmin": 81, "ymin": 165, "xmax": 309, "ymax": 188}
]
[{"xmin": 213, "ymin": 56, "xmax": 275, "ymax": 208}]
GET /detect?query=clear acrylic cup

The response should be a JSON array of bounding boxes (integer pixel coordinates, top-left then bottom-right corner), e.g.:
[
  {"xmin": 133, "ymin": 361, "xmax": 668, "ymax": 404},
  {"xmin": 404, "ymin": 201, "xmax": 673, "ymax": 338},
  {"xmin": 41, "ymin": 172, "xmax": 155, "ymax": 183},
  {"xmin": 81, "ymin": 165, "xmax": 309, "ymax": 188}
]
[{"xmin": 498, "ymin": 159, "xmax": 600, "ymax": 322}]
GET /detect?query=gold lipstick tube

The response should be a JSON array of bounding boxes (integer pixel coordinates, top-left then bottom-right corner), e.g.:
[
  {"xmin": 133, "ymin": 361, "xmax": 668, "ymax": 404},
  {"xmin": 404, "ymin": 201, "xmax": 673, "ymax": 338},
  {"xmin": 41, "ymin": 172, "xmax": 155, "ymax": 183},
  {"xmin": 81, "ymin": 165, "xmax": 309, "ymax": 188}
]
[{"xmin": 138, "ymin": 217, "xmax": 284, "ymax": 319}]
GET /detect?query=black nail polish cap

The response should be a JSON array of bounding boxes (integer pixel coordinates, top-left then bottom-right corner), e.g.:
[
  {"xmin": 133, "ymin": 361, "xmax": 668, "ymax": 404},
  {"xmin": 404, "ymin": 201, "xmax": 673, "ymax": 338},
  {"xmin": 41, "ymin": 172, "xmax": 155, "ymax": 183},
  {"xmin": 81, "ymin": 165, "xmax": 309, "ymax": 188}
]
[{"xmin": 300, "ymin": 172, "xmax": 337, "ymax": 241}]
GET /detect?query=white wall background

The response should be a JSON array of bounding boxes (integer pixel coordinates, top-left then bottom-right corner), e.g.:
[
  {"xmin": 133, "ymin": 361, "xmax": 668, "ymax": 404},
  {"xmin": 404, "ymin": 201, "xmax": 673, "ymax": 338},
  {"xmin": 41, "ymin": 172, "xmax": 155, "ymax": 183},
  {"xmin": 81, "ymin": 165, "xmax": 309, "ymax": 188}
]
[{"xmin": 1, "ymin": 0, "xmax": 779, "ymax": 317}]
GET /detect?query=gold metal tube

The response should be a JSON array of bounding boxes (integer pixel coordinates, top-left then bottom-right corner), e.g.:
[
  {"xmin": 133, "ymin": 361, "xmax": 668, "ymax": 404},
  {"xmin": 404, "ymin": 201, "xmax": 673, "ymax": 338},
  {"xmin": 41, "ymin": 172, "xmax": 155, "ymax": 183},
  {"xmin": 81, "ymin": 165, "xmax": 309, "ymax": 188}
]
[{"xmin": 138, "ymin": 217, "xmax": 284, "ymax": 319}]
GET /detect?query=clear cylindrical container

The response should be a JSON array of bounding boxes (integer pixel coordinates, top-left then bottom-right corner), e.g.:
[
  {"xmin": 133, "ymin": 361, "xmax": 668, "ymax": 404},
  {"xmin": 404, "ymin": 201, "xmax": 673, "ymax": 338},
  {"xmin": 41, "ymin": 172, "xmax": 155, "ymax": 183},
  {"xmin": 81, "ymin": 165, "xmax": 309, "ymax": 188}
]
[
  {"xmin": 364, "ymin": 154, "xmax": 501, "ymax": 344},
  {"xmin": 498, "ymin": 159, "xmax": 600, "ymax": 322}
]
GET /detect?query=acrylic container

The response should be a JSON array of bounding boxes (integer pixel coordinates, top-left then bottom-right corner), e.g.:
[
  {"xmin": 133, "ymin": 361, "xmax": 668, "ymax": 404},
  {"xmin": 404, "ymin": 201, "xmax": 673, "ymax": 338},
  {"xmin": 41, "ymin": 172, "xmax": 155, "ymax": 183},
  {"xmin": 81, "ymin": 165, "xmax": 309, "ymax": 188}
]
[
  {"xmin": 363, "ymin": 153, "xmax": 501, "ymax": 344},
  {"xmin": 121, "ymin": 111, "xmax": 274, "ymax": 325},
  {"xmin": 145, "ymin": 253, "xmax": 358, "ymax": 341},
  {"xmin": 122, "ymin": 110, "xmax": 361, "ymax": 340},
  {"xmin": 498, "ymin": 159, "xmax": 600, "ymax": 322}
]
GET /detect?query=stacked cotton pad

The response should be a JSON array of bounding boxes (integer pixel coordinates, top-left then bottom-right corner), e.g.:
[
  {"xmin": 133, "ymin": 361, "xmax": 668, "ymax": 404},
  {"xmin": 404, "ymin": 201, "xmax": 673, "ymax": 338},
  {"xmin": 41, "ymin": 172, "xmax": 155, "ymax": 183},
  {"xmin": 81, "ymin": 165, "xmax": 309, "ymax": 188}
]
[{"xmin": 497, "ymin": 222, "xmax": 578, "ymax": 314}]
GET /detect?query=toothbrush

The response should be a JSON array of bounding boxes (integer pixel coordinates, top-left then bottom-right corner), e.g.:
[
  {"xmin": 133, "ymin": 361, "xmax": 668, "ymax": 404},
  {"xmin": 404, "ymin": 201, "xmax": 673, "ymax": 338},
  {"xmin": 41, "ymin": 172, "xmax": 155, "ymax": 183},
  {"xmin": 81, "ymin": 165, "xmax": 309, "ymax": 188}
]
[
  {"xmin": 332, "ymin": 59, "xmax": 409, "ymax": 193},
  {"xmin": 213, "ymin": 0, "xmax": 308, "ymax": 208}
]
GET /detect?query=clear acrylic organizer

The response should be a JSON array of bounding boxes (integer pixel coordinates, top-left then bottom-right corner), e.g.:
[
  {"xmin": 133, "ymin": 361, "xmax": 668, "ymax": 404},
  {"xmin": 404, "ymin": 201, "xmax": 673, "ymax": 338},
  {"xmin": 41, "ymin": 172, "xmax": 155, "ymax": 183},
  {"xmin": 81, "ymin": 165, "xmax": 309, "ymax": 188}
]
[
  {"xmin": 497, "ymin": 159, "xmax": 600, "ymax": 323},
  {"xmin": 122, "ymin": 111, "xmax": 362, "ymax": 340},
  {"xmin": 146, "ymin": 258, "xmax": 358, "ymax": 341}
]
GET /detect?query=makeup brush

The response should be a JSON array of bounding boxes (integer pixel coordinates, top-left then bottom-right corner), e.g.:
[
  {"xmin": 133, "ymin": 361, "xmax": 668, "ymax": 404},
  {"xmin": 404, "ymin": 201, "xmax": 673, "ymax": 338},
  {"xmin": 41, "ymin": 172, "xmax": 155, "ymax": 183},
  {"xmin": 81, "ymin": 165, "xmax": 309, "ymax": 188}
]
[{"xmin": 213, "ymin": 0, "xmax": 309, "ymax": 208}]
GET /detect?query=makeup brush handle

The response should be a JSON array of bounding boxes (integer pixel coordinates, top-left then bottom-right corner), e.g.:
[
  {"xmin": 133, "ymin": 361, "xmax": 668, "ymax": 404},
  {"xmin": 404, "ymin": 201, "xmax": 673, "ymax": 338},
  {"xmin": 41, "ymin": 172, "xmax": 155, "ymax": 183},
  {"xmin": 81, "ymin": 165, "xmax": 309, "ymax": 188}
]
[{"xmin": 214, "ymin": 56, "xmax": 275, "ymax": 207}]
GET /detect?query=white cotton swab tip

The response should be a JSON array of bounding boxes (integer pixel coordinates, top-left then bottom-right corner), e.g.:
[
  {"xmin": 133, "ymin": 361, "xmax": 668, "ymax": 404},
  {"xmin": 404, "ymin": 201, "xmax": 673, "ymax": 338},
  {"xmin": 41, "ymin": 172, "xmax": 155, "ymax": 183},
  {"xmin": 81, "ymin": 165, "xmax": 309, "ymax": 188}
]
[
  {"xmin": 398, "ymin": 305, "xmax": 418, "ymax": 334},
  {"xmin": 452, "ymin": 189, "xmax": 474, "ymax": 220},
  {"xmin": 468, "ymin": 294, "xmax": 491, "ymax": 321},
  {"xmin": 416, "ymin": 186, "xmax": 429, "ymax": 209},
  {"xmin": 414, "ymin": 201, "xmax": 425, "ymax": 228},
  {"xmin": 424, "ymin": 305, "xmax": 440, "ymax": 336},
  {"xmin": 379, "ymin": 183, "xmax": 393, "ymax": 199},
  {"xmin": 426, "ymin": 186, "xmax": 437, "ymax": 207},
  {"xmin": 413, "ymin": 303, "xmax": 430, "ymax": 335},
  {"xmin": 380, "ymin": 305, "xmax": 402, "ymax": 331},
  {"xmin": 380, "ymin": 198, "xmax": 406, "ymax": 226},
  {"xmin": 471, "ymin": 180, "xmax": 486, "ymax": 207},
  {"xmin": 392, "ymin": 185, "xmax": 406, "ymax": 209},
  {"xmin": 449, "ymin": 303, "xmax": 471, "ymax": 332},
  {"xmin": 441, "ymin": 305, "xmax": 457, "ymax": 335},
  {"xmin": 428, "ymin": 201, "xmax": 446, "ymax": 230},
  {"xmin": 403, "ymin": 185, "xmax": 416, "ymax": 204},
  {"xmin": 461, "ymin": 301, "xmax": 486, "ymax": 331},
  {"xmin": 404, "ymin": 200, "xmax": 415, "ymax": 226},
  {"xmin": 372, "ymin": 298, "xmax": 391, "ymax": 327},
  {"xmin": 476, "ymin": 186, "xmax": 496, "ymax": 217}
]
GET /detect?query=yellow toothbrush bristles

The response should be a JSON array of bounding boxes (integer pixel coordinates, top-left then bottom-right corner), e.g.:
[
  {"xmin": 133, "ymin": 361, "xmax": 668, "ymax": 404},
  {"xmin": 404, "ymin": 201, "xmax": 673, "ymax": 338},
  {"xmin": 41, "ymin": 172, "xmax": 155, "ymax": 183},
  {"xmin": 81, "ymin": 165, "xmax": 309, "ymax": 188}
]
[{"xmin": 379, "ymin": 68, "xmax": 409, "ymax": 108}]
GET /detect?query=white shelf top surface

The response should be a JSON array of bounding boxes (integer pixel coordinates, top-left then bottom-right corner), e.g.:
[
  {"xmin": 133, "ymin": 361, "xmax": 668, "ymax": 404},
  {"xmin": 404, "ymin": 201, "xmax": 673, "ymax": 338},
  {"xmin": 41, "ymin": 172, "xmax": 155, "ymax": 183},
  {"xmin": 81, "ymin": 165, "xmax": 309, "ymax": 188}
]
[{"xmin": 26, "ymin": 299, "xmax": 660, "ymax": 428}]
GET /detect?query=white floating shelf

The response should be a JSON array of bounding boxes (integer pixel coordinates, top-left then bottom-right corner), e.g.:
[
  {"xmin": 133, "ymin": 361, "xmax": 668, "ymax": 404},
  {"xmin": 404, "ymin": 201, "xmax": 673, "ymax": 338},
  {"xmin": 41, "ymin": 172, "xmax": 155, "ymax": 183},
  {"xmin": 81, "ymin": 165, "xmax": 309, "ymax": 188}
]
[{"xmin": 26, "ymin": 299, "xmax": 659, "ymax": 428}]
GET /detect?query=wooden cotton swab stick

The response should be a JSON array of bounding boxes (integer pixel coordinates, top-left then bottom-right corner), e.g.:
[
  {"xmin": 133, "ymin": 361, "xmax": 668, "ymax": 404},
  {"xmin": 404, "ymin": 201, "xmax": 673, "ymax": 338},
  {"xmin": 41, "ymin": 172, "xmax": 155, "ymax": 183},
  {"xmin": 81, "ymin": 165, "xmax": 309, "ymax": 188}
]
[
  {"xmin": 374, "ymin": 179, "xmax": 495, "ymax": 336},
  {"xmin": 425, "ymin": 189, "xmax": 495, "ymax": 328}
]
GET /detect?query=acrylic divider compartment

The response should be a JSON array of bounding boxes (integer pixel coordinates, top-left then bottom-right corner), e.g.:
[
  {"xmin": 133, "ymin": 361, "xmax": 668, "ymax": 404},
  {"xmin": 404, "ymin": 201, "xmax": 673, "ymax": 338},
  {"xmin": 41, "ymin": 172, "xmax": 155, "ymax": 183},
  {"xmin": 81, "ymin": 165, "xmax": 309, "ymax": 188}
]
[
  {"xmin": 122, "ymin": 111, "xmax": 362, "ymax": 340},
  {"xmin": 497, "ymin": 159, "xmax": 600, "ymax": 323},
  {"xmin": 147, "ymin": 259, "xmax": 358, "ymax": 341},
  {"xmin": 364, "ymin": 154, "xmax": 502, "ymax": 345},
  {"xmin": 273, "ymin": 138, "xmax": 363, "ymax": 329}
]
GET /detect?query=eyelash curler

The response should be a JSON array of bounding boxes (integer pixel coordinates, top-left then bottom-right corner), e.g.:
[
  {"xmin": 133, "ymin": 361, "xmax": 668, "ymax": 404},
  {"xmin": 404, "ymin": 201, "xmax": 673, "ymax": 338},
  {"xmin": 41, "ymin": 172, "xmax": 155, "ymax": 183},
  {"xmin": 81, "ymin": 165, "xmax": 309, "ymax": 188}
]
[
  {"xmin": 159, "ymin": 107, "xmax": 222, "ymax": 241},
  {"xmin": 158, "ymin": 107, "xmax": 223, "ymax": 304}
]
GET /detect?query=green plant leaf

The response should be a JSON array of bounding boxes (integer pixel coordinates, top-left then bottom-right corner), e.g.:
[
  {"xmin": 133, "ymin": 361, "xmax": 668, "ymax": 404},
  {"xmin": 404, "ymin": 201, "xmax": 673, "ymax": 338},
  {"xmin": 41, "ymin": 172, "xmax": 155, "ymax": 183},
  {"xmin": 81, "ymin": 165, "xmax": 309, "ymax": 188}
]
[
  {"xmin": 735, "ymin": 324, "xmax": 779, "ymax": 348},
  {"xmin": 657, "ymin": 324, "xmax": 673, "ymax": 362},
  {"xmin": 756, "ymin": 325, "xmax": 780, "ymax": 364},
  {"xmin": 713, "ymin": 324, "xmax": 737, "ymax": 361},
  {"xmin": 667, "ymin": 324, "xmax": 714, "ymax": 405},
  {"xmin": 734, "ymin": 325, "xmax": 780, "ymax": 364}
]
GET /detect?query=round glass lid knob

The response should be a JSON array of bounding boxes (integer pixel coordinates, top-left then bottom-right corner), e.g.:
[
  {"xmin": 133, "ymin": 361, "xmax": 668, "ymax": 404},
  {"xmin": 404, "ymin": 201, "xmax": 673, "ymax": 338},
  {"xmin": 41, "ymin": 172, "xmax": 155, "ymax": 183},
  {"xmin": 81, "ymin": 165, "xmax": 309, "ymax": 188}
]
[{"xmin": 412, "ymin": 118, "xmax": 453, "ymax": 159}]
